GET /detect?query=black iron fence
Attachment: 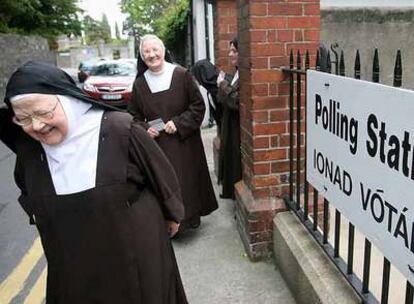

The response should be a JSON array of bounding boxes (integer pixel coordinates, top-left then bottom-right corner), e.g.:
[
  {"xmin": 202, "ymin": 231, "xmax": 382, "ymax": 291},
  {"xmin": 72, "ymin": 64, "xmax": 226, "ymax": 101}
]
[{"xmin": 282, "ymin": 46, "xmax": 413, "ymax": 304}]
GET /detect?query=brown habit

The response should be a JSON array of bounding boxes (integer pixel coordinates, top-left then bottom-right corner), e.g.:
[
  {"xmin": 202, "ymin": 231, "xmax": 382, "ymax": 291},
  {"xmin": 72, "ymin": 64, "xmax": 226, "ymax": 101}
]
[
  {"xmin": 129, "ymin": 67, "xmax": 218, "ymax": 223},
  {"xmin": 0, "ymin": 110, "xmax": 188, "ymax": 304}
]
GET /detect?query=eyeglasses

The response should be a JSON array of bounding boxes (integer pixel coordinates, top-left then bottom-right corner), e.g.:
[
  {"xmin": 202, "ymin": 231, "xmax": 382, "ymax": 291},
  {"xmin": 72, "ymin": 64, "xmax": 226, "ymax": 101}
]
[{"xmin": 12, "ymin": 100, "xmax": 59, "ymax": 127}]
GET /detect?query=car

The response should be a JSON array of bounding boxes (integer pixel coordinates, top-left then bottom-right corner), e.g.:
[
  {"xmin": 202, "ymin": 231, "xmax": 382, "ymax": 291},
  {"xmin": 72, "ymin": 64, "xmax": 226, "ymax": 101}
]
[
  {"xmin": 77, "ymin": 57, "xmax": 107, "ymax": 83},
  {"xmin": 82, "ymin": 59, "xmax": 137, "ymax": 108}
]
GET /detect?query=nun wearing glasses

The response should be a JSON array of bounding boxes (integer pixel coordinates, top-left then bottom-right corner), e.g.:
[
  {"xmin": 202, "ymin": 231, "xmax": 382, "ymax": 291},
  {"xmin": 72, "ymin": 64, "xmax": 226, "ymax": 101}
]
[{"xmin": 0, "ymin": 61, "xmax": 188, "ymax": 304}]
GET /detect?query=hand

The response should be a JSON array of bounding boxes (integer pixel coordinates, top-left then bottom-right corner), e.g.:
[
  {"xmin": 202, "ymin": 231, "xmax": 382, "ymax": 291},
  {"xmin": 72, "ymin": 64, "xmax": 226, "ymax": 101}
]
[
  {"xmin": 166, "ymin": 220, "xmax": 180, "ymax": 237},
  {"xmin": 217, "ymin": 70, "xmax": 225, "ymax": 86},
  {"xmin": 164, "ymin": 120, "xmax": 177, "ymax": 134},
  {"xmin": 147, "ymin": 127, "xmax": 160, "ymax": 138}
]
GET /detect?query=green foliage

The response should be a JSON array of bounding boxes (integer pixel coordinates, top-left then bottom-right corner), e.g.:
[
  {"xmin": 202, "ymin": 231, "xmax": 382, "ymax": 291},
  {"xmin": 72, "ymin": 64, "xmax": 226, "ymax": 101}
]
[
  {"xmin": 0, "ymin": 0, "xmax": 82, "ymax": 38},
  {"xmin": 83, "ymin": 14, "xmax": 112, "ymax": 45},
  {"xmin": 111, "ymin": 38, "xmax": 127, "ymax": 46},
  {"xmin": 155, "ymin": 0, "xmax": 189, "ymax": 52},
  {"xmin": 120, "ymin": 0, "xmax": 176, "ymax": 36},
  {"xmin": 101, "ymin": 14, "xmax": 112, "ymax": 43},
  {"xmin": 58, "ymin": 48, "xmax": 71, "ymax": 53},
  {"xmin": 115, "ymin": 22, "xmax": 121, "ymax": 40}
]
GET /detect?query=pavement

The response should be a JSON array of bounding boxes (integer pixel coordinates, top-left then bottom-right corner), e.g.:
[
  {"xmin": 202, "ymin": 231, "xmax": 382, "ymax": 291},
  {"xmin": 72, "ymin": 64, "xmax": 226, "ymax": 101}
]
[
  {"xmin": 173, "ymin": 126, "xmax": 296, "ymax": 304},
  {"xmin": 0, "ymin": 124, "xmax": 296, "ymax": 304}
]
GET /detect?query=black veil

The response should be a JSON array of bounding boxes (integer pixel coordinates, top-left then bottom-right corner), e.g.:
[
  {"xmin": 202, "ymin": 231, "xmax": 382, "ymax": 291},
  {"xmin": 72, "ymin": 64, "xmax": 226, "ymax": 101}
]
[
  {"xmin": 190, "ymin": 59, "xmax": 222, "ymax": 129},
  {"xmin": 1, "ymin": 60, "xmax": 120, "ymax": 152},
  {"xmin": 5, "ymin": 61, "xmax": 119, "ymax": 111}
]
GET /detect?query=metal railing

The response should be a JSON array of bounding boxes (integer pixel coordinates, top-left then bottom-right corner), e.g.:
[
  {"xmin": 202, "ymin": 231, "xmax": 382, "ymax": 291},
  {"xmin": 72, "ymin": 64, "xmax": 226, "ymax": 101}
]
[{"xmin": 282, "ymin": 45, "xmax": 413, "ymax": 304}]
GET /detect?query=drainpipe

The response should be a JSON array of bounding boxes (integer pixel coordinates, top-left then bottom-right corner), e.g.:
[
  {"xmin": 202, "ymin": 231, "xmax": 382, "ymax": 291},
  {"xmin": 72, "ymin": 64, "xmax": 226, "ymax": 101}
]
[
  {"xmin": 189, "ymin": 0, "xmax": 195, "ymax": 65},
  {"xmin": 204, "ymin": 0, "xmax": 210, "ymax": 61}
]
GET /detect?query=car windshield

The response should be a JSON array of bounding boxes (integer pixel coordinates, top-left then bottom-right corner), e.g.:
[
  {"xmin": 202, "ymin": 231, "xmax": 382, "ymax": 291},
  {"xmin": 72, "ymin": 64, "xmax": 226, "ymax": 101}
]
[
  {"xmin": 79, "ymin": 58, "xmax": 106, "ymax": 71},
  {"xmin": 90, "ymin": 62, "xmax": 136, "ymax": 76}
]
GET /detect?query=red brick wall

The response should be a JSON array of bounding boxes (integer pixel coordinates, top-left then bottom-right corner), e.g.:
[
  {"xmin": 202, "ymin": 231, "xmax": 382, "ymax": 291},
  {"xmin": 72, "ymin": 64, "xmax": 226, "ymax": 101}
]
[
  {"xmin": 237, "ymin": 0, "xmax": 320, "ymax": 259},
  {"xmin": 238, "ymin": 0, "xmax": 320, "ymax": 200},
  {"xmin": 213, "ymin": 0, "xmax": 320, "ymax": 259},
  {"xmin": 213, "ymin": 0, "xmax": 238, "ymax": 73}
]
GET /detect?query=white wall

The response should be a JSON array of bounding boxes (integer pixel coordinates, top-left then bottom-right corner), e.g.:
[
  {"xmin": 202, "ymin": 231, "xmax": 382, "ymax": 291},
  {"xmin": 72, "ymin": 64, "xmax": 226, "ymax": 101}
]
[
  {"xmin": 192, "ymin": 0, "xmax": 207, "ymax": 61},
  {"xmin": 192, "ymin": 0, "xmax": 216, "ymax": 127}
]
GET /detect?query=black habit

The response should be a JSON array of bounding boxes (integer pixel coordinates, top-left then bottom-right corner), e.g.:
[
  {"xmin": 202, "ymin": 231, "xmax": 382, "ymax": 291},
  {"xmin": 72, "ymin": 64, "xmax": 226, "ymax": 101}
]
[
  {"xmin": 217, "ymin": 74, "xmax": 242, "ymax": 199},
  {"xmin": 128, "ymin": 66, "xmax": 218, "ymax": 224},
  {"xmin": 0, "ymin": 61, "xmax": 188, "ymax": 304}
]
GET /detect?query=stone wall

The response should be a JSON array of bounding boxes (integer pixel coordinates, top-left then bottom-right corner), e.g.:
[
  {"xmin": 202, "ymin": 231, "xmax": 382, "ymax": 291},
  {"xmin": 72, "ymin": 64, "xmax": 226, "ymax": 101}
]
[
  {"xmin": 56, "ymin": 44, "xmax": 133, "ymax": 69},
  {"xmin": 321, "ymin": 8, "xmax": 414, "ymax": 89},
  {"xmin": 0, "ymin": 34, "xmax": 55, "ymax": 105}
]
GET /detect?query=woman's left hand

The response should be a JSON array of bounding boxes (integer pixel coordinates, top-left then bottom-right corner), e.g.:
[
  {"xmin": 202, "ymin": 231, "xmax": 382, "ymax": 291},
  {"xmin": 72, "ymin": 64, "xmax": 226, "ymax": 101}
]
[
  {"xmin": 164, "ymin": 120, "xmax": 177, "ymax": 134},
  {"xmin": 166, "ymin": 220, "xmax": 180, "ymax": 237}
]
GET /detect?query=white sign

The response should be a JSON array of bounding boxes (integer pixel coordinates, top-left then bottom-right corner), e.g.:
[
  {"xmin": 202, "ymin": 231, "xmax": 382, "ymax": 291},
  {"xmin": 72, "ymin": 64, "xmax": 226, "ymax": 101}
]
[{"xmin": 307, "ymin": 70, "xmax": 414, "ymax": 285}]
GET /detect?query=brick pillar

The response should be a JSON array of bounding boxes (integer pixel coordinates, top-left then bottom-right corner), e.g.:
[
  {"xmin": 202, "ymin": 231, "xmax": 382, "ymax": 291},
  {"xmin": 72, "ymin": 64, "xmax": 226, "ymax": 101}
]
[
  {"xmin": 214, "ymin": 0, "xmax": 238, "ymax": 73},
  {"xmin": 235, "ymin": 0, "xmax": 320, "ymax": 260},
  {"xmin": 213, "ymin": 0, "xmax": 238, "ymax": 175}
]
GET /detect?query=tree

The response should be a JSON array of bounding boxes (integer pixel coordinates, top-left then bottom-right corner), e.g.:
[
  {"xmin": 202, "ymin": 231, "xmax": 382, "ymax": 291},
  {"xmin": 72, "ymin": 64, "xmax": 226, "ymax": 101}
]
[
  {"xmin": 120, "ymin": 0, "xmax": 176, "ymax": 36},
  {"xmin": 0, "ymin": 0, "xmax": 82, "ymax": 37},
  {"xmin": 83, "ymin": 14, "xmax": 112, "ymax": 45},
  {"xmin": 83, "ymin": 15, "xmax": 102, "ymax": 45},
  {"xmin": 101, "ymin": 14, "xmax": 112, "ymax": 43},
  {"xmin": 115, "ymin": 22, "xmax": 121, "ymax": 40},
  {"xmin": 156, "ymin": 0, "xmax": 189, "ymax": 51}
]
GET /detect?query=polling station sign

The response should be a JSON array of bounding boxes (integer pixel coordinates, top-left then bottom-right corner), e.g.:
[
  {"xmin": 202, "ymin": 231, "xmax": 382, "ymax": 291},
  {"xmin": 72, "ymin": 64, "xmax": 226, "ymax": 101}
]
[{"xmin": 307, "ymin": 70, "xmax": 414, "ymax": 284}]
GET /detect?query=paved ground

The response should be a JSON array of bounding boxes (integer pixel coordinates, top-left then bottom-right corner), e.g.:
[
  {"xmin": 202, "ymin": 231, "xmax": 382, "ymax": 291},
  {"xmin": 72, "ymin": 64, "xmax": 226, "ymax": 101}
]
[
  {"xmin": 173, "ymin": 126, "xmax": 296, "ymax": 304},
  {"xmin": 0, "ymin": 125, "xmax": 296, "ymax": 304}
]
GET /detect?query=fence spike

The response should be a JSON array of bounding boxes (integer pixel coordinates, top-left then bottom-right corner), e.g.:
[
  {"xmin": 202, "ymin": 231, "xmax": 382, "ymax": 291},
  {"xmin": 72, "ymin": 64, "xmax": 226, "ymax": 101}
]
[
  {"xmin": 393, "ymin": 50, "xmax": 402, "ymax": 87},
  {"xmin": 326, "ymin": 51, "xmax": 332, "ymax": 74},
  {"xmin": 297, "ymin": 50, "xmax": 301, "ymax": 70},
  {"xmin": 372, "ymin": 48, "xmax": 380, "ymax": 83},
  {"xmin": 305, "ymin": 50, "xmax": 310, "ymax": 70},
  {"xmin": 316, "ymin": 50, "xmax": 321, "ymax": 71},
  {"xmin": 290, "ymin": 49, "xmax": 294, "ymax": 69},
  {"xmin": 330, "ymin": 43, "xmax": 339, "ymax": 75},
  {"xmin": 339, "ymin": 50, "xmax": 345, "ymax": 76},
  {"xmin": 354, "ymin": 50, "xmax": 361, "ymax": 79}
]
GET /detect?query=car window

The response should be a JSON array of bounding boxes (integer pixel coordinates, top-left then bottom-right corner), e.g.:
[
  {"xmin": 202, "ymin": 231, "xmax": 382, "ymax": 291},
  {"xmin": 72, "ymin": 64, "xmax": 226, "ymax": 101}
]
[
  {"xmin": 79, "ymin": 58, "xmax": 108, "ymax": 71},
  {"xmin": 90, "ymin": 62, "xmax": 136, "ymax": 76}
]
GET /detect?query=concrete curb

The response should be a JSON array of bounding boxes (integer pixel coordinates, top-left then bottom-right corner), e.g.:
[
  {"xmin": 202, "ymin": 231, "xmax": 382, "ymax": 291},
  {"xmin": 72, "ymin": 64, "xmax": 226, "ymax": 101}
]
[{"xmin": 273, "ymin": 211, "xmax": 362, "ymax": 304}]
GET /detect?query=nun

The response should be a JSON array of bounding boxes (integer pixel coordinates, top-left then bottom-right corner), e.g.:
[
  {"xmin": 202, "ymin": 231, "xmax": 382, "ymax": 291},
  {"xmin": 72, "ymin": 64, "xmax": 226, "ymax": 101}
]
[
  {"xmin": 0, "ymin": 61, "xmax": 188, "ymax": 304},
  {"xmin": 128, "ymin": 35, "xmax": 218, "ymax": 230},
  {"xmin": 217, "ymin": 37, "xmax": 242, "ymax": 199}
]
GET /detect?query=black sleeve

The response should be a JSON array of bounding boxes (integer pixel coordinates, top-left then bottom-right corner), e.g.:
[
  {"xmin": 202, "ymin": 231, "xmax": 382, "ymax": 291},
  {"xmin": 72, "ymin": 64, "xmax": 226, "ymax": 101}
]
[
  {"xmin": 218, "ymin": 80, "xmax": 239, "ymax": 111},
  {"xmin": 0, "ymin": 107, "xmax": 19, "ymax": 153},
  {"xmin": 14, "ymin": 158, "xmax": 35, "ymax": 224}
]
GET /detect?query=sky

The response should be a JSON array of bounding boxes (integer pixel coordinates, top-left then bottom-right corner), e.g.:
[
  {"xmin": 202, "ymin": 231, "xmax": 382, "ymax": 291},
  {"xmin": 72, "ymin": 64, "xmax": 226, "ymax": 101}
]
[{"xmin": 78, "ymin": 0, "xmax": 127, "ymax": 38}]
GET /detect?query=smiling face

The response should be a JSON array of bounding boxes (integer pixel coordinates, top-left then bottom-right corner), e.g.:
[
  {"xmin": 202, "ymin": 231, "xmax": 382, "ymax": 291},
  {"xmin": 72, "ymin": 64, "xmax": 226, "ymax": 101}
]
[
  {"xmin": 12, "ymin": 94, "xmax": 68, "ymax": 145},
  {"xmin": 229, "ymin": 42, "xmax": 238, "ymax": 67},
  {"xmin": 141, "ymin": 38, "xmax": 165, "ymax": 72}
]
